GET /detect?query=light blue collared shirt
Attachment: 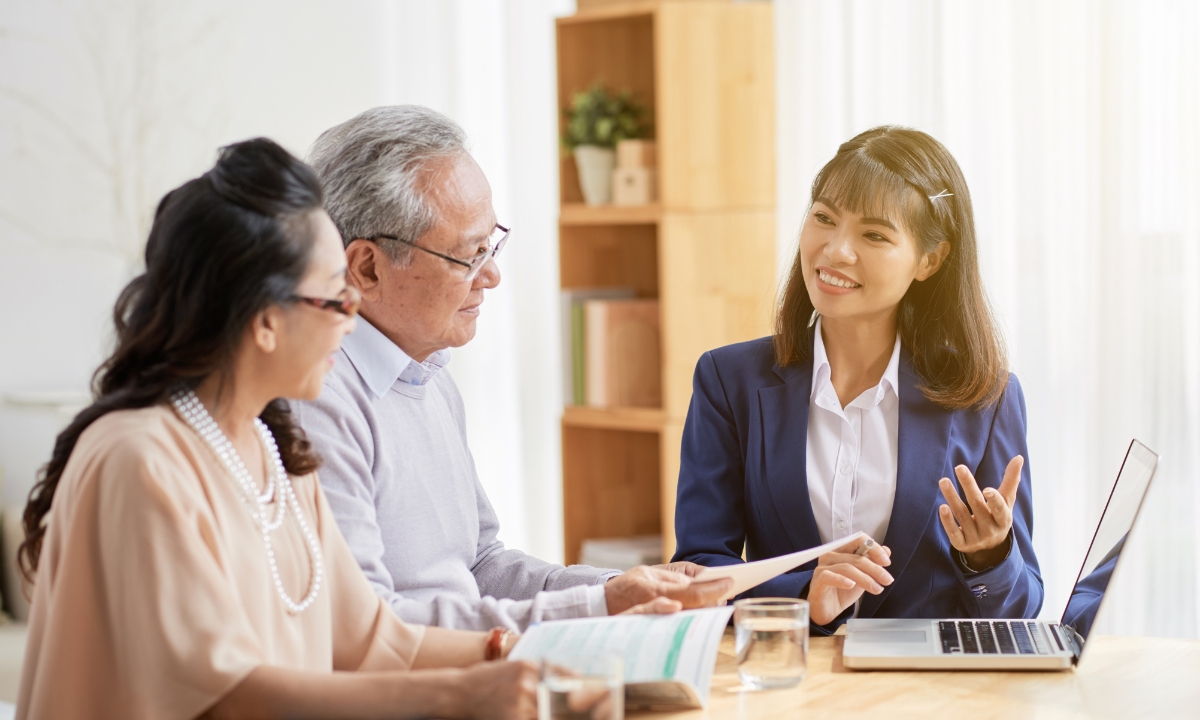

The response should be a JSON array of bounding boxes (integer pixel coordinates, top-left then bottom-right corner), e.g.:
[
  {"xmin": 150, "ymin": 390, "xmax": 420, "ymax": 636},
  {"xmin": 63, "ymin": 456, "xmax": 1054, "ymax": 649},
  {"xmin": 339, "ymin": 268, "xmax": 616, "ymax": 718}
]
[{"xmin": 340, "ymin": 316, "xmax": 451, "ymax": 395}]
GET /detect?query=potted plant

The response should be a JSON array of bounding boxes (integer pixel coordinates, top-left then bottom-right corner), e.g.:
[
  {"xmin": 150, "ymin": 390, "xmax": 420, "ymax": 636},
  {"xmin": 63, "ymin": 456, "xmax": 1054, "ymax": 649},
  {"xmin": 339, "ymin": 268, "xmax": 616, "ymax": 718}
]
[{"xmin": 563, "ymin": 84, "xmax": 648, "ymax": 205}]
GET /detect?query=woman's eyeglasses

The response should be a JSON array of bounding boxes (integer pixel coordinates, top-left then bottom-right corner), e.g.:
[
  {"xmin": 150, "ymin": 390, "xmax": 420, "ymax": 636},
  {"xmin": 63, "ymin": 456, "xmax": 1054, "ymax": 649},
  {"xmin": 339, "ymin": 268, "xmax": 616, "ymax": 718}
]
[
  {"xmin": 371, "ymin": 224, "xmax": 509, "ymax": 282},
  {"xmin": 290, "ymin": 285, "xmax": 362, "ymax": 317}
]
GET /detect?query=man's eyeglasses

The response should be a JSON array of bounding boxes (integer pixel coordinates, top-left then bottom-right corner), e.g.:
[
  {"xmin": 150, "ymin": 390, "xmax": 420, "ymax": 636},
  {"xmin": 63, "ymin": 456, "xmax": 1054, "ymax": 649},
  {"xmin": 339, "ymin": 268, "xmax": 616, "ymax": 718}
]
[
  {"xmin": 290, "ymin": 284, "xmax": 362, "ymax": 317},
  {"xmin": 372, "ymin": 224, "xmax": 509, "ymax": 282}
]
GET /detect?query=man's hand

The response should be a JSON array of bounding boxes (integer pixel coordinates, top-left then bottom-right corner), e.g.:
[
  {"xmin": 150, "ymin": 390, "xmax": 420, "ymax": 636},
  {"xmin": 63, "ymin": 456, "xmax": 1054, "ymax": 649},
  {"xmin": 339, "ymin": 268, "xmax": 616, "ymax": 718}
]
[
  {"xmin": 618, "ymin": 597, "xmax": 683, "ymax": 615},
  {"xmin": 807, "ymin": 538, "xmax": 892, "ymax": 626},
  {"xmin": 604, "ymin": 566, "xmax": 732, "ymax": 615},
  {"xmin": 652, "ymin": 561, "xmax": 704, "ymax": 577},
  {"xmin": 937, "ymin": 456, "xmax": 1023, "ymax": 571}
]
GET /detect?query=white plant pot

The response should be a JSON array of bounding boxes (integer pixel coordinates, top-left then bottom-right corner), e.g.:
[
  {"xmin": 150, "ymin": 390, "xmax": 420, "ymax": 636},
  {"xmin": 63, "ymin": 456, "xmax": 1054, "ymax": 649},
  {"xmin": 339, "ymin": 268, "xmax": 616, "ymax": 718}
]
[{"xmin": 573, "ymin": 145, "xmax": 616, "ymax": 205}]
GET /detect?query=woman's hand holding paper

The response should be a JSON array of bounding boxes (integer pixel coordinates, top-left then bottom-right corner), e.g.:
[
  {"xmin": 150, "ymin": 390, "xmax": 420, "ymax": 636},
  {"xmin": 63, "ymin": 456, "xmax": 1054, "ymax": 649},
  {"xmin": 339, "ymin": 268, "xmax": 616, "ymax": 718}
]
[
  {"xmin": 937, "ymin": 456, "xmax": 1024, "ymax": 571},
  {"xmin": 807, "ymin": 539, "xmax": 893, "ymax": 625}
]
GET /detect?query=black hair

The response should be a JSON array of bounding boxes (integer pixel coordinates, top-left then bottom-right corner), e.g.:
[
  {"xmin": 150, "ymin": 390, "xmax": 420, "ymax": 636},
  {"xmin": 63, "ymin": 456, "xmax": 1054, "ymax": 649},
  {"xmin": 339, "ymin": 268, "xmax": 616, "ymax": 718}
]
[{"xmin": 20, "ymin": 137, "xmax": 326, "ymax": 579}]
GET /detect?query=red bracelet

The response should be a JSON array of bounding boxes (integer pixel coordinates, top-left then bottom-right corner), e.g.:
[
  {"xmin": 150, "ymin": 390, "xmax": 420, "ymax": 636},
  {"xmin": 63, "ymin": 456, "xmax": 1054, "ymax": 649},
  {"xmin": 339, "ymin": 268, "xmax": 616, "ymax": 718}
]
[{"xmin": 485, "ymin": 627, "xmax": 512, "ymax": 661}]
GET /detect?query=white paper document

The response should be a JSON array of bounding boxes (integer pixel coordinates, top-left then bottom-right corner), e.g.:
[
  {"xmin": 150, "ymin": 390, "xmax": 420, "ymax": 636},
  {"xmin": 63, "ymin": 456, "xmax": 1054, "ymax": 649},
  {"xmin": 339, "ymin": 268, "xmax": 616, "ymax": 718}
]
[
  {"xmin": 692, "ymin": 531, "xmax": 867, "ymax": 600},
  {"xmin": 508, "ymin": 606, "xmax": 734, "ymax": 709}
]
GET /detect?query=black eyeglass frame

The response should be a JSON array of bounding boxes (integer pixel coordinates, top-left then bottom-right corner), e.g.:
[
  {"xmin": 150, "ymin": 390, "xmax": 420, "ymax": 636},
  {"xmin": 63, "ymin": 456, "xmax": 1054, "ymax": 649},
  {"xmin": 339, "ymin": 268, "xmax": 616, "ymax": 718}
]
[{"xmin": 371, "ymin": 224, "xmax": 509, "ymax": 281}]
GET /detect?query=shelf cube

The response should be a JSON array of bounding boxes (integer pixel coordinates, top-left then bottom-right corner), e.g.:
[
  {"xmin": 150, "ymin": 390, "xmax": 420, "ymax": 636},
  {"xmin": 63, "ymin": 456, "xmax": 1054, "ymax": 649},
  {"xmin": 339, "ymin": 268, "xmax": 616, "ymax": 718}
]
[
  {"xmin": 613, "ymin": 167, "xmax": 657, "ymax": 206},
  {"xmin": 617, "ymin": 139, "xmax": 657, "ymax": 169}
]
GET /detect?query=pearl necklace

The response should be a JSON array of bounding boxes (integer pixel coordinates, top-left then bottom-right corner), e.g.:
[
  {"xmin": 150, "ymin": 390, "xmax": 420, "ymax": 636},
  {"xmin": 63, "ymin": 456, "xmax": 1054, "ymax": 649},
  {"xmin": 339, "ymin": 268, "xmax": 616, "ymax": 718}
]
[{"xmin": 171, "ymin": 390, "xmax": 324, "ymax": 614}]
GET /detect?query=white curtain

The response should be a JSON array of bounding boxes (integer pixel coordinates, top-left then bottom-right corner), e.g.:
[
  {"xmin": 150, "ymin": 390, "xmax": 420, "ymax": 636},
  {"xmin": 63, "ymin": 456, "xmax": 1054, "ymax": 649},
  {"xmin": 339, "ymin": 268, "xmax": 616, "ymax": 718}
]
[
  {"xmin": 776, "ymin": 0, "xmax": 1200, "ymax": 638},
  {"xmin": 0, "ymin": 0, "xmax": 574, "ymax": 562}
]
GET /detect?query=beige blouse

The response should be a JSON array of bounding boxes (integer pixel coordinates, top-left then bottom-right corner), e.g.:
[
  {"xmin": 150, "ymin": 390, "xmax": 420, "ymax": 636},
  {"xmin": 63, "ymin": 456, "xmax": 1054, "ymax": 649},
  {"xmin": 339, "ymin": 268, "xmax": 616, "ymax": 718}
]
[{"xmin": 17, "ymin": 405, "xmax": 425, "ymax": 719}]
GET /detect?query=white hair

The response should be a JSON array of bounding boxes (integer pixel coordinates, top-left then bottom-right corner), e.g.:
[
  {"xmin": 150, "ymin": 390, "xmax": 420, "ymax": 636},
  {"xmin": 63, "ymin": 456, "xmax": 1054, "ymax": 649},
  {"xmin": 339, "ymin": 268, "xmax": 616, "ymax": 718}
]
[{"xmin": 307, "ymin": 105, "xmax": 468, "ymax": 264}]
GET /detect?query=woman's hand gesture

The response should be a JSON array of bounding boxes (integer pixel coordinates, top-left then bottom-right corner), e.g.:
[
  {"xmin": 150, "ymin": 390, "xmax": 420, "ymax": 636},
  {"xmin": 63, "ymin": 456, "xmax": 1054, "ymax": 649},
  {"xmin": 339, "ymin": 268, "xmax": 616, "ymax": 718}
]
[
  {"xmin": 807, "ymin": 537, "xmax": 893, "ymax": 626},
  {"xmin": 937, "ymin": 456, "xmax": 1024, "ymax": 571}
]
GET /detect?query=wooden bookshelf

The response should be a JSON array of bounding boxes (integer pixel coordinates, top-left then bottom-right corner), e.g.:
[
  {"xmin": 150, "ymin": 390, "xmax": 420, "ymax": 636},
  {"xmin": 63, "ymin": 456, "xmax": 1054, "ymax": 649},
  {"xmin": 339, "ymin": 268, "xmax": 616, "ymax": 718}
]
[
  {"xmin": 558, "ymin": 0, "xmax": 776, "ymax": 565},
  {"xmin": 560, "ymin": 203, "xmax": 662, "ymax": 226},
  {"xmin": 562, "ymin": 405, "xmax": 667, "ymax": 432}
]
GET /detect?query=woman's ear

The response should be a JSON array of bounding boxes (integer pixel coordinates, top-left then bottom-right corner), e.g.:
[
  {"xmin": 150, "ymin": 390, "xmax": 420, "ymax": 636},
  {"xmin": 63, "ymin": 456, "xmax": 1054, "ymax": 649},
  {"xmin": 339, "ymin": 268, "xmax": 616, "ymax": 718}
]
[
  {"xmin": 252, "ymin": 308, "xmax": 280, "ymax": 353},
  {"xmin": 915, "ymin": 241, "xmax": 951, "ymax": 281},
  {"xmin": 346, "ymin": 239, "xmax": 384, "ymax": 302}
]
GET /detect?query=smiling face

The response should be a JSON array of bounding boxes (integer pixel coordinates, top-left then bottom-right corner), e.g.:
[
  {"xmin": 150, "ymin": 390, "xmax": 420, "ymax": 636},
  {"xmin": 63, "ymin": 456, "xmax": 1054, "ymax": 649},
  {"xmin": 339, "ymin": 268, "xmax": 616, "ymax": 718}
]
[
  {"xmin": 799, "ymin": 195, "xmax": 948, "ymax": 326},
  {"xmin": 351, "ymin": 152, "xmax": 500, "ymax": 362},
  {"xmin": 267, "ymin": 210, "xmax": 357, "ymax": 400},
  {"xmin": 775, "ymin": 127, "xmax": 1006, "ymax": 408}
]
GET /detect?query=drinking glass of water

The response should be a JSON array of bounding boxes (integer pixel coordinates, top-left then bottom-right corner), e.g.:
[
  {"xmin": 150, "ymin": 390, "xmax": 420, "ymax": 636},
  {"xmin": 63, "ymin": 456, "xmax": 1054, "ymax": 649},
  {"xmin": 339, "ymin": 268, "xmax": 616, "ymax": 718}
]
[
  {"xmin": 537, "ymin": 654, "xmax": 623, "ymax": 720},
  {"xmin": 734, "ymin": 598, "xmax": 809, "ymax": 689}
]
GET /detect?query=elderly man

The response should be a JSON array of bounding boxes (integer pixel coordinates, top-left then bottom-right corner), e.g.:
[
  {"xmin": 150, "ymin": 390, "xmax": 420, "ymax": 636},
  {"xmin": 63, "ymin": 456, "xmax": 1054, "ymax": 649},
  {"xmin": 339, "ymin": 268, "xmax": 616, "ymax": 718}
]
[{"xmin": 294, "ymin": 105, "xmax": 728, "ymax": 631}]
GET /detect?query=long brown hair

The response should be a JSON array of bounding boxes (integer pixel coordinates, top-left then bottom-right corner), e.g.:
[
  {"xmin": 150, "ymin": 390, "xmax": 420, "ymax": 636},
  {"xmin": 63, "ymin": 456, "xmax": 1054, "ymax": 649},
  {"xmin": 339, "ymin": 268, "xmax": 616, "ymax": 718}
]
[
  {"xmin": 19, "ymin": 138, "xmax": 324, "ymax": 581},
  {"xmin": 774, "ymin": 126, "xmax": 1007, "ymax": 409}
]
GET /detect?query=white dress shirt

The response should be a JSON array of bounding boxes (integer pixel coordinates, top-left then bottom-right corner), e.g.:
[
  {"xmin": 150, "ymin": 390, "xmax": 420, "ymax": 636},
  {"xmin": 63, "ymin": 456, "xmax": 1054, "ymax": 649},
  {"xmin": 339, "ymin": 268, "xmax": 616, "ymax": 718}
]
[{"xmin": 806, "ymin": 318, "xmax": 901, "ymax": 545}]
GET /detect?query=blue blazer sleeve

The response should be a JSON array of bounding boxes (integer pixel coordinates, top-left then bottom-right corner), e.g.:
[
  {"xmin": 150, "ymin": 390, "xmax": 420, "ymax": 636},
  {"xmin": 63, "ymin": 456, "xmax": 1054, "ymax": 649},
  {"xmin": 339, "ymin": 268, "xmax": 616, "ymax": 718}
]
[
  {"xmin": 672, "ymin": 351, "xmax": 748, "ymax": 565},
  {"xmin": 672, "ymin": 350, "xmax": 819, "ymax": 602},
  {"xmin": 952, "ymin": 375, "xmax": 1043, "ymax": 620}
]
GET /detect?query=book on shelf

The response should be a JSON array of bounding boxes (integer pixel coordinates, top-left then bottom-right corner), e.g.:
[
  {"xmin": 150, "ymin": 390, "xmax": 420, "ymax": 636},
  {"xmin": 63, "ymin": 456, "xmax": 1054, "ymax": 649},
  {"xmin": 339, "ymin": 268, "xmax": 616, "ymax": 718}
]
[
  {"xmin": 560, "ymin": 288, "xmax": 635, "ymax": 406},
  {"xmin": 571, "ymin": 303, "xmax": 585, "ymax": 406},
  {"xmin": 585, "ymin": 298, "xmax": 661, "ymax": 409}
]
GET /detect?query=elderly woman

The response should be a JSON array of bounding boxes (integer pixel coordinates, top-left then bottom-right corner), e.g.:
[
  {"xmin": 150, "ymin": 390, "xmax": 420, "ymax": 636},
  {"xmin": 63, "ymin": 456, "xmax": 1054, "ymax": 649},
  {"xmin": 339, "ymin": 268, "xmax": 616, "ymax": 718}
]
[{"xmin": 15, "ymin": 138, "xmax": 606, "ymax": 719}]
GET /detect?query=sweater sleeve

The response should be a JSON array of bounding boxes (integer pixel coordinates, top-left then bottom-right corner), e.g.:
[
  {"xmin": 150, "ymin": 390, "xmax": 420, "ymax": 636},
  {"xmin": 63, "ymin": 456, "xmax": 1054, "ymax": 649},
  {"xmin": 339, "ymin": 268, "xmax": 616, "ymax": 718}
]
[
  {"xmin": 470, "ymin": 467, "xmax": 619, "ymax": 597},
  {"xmin": 429, "ymin": 369, "xmax": 620, "ymax": 603}
]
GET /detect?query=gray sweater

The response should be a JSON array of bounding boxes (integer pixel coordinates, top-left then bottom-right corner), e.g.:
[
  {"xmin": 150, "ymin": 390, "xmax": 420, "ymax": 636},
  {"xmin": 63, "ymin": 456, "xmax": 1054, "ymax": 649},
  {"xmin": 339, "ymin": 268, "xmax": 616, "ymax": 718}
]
[{"xmin": 292, "ymin": 318, "xmax": 616, "ymax": 631}]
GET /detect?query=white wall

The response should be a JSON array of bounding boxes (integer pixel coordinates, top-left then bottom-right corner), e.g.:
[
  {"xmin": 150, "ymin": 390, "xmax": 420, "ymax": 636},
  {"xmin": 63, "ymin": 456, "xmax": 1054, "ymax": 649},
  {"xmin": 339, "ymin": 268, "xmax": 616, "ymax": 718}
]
[{"xmin": 0, "ymin": 0, "xmax": 575, "ymax": 562}]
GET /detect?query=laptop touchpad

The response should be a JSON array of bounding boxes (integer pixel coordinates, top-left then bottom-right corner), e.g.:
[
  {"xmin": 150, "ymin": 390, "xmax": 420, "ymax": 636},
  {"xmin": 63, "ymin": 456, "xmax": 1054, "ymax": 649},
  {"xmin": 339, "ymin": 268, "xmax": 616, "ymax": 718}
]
[{"xmin": 854, "ymin": 631, "xmax": 927, "ymax": 644}]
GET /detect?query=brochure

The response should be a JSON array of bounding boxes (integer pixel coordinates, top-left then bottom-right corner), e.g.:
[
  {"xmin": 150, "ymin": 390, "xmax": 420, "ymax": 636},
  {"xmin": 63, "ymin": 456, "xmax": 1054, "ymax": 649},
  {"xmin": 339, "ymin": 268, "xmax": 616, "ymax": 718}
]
[{"xmin": 508, "ymin": 606, "xmax": 734, "ymax": 709}]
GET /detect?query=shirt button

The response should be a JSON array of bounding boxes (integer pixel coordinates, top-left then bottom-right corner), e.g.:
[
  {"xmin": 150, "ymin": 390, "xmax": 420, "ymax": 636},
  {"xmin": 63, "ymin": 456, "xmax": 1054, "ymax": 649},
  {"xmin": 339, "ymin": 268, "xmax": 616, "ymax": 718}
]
[
  {"xmin": 839, "ymin": 464, "xmax": 851, "ymax": 475},
  {"xmin": 836, "ymin": 521, "xmax": 848, "ymax": 531}
]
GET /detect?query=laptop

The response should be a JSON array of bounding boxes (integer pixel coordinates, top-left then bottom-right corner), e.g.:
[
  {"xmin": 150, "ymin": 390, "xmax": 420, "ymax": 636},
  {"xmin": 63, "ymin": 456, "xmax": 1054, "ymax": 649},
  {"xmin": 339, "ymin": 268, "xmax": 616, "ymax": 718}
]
[{"xmin": 842, "ymin": 439, "xmax": 1158, "ymax": 670}]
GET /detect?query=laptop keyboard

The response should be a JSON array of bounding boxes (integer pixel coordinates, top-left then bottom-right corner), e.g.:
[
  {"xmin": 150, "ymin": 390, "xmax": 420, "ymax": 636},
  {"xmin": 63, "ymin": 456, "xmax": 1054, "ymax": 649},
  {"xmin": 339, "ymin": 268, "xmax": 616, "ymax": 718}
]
[{"xmin": 938, "ymin": 621, "xmax": 1053, "ymax": 654}]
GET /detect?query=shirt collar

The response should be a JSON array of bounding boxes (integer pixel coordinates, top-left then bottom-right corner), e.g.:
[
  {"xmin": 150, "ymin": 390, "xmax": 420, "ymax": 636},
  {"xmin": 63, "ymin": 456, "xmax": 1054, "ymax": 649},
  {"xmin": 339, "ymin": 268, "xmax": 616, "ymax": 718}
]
[
  {"xmin": 810, "ymin": 317, "xmax": 901, "ymax": 407},
  {"xmin": 340, "ymin": 317, "xmax": 450, "ymax": 398}
]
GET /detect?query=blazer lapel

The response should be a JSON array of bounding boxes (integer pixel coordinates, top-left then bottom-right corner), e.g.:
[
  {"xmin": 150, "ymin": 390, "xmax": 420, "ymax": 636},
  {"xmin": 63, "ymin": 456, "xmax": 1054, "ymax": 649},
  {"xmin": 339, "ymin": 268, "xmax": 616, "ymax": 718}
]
[
  {"xmin": 758, "ymin": 360, "xmax": 823, "ymax": 553},
  {"xmin": 858, "ymin": 349, "xmax": 954, "ymax": 617}
]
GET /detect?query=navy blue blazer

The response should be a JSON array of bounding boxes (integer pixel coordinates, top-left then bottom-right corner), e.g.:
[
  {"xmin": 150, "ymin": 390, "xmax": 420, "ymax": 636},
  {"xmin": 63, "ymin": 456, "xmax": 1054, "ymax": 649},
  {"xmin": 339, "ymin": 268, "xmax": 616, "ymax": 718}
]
[{"xmin": 672, "ymin": 336, "xmax": 1043, "ymax": 632}]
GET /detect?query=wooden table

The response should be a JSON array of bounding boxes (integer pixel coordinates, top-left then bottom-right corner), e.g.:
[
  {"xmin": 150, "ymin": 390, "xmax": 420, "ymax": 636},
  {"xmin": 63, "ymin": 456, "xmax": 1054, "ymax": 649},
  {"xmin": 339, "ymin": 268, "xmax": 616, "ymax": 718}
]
[{"xmin": 639, "ymin": 629, "xmax": 1200, "ymax": 719}]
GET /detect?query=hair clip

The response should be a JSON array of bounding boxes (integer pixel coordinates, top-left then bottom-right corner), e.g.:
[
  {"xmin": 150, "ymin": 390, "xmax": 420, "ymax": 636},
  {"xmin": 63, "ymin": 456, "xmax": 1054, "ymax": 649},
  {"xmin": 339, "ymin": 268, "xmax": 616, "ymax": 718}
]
[{"xmin": 929, "ymin": 190, "xmax": 954, "ymax": 200}]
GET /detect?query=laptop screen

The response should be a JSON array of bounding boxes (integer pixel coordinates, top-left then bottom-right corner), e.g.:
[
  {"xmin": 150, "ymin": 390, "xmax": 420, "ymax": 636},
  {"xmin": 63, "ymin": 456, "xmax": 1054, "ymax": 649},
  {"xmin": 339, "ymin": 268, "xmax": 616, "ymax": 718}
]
[{"xmin": 1059, "ymin": 440, "xmax": 1158, "ymax": 645}]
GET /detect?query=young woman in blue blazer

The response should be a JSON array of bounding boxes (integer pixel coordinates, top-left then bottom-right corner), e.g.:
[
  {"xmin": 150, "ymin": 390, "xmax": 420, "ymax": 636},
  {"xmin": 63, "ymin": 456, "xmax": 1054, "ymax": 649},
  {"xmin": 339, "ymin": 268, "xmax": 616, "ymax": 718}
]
[{"xmin": 673, "ymin": 126, "xmax": 1043, "ymax": 632}]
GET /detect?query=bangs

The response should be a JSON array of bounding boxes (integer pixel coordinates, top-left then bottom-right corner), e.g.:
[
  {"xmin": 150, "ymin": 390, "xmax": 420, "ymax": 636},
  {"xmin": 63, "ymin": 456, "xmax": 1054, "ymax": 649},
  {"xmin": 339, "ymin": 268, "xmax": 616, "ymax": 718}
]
[
  {"xmin": 780, "ymin": 125, "xmax": 1006, "ymax": 409},
  {"xmin": 810, "ymin": 149, "xmax": 924, "ymax": 234}
]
